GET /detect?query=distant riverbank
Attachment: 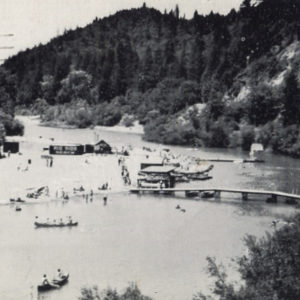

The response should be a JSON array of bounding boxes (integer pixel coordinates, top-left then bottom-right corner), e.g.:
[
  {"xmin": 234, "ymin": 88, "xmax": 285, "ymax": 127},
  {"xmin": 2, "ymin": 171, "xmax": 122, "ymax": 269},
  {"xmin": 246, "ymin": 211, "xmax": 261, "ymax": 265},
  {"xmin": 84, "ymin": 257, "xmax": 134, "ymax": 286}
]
[{"xmin": 38, "ymin": 117, "xmax": 144, "ymax": 134}]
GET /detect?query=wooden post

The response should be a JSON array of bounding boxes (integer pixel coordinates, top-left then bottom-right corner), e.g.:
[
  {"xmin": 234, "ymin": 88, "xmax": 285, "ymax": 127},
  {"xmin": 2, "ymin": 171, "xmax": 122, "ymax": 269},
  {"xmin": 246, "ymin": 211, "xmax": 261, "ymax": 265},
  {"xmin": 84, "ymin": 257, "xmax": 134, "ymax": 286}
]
[
  {"xmin": 214, "ymin": 191, "xmax": 221, "ymax": 199},
  {"xmin": 242, "ymin": 192, "xmax": 248, "ymax": 201}
]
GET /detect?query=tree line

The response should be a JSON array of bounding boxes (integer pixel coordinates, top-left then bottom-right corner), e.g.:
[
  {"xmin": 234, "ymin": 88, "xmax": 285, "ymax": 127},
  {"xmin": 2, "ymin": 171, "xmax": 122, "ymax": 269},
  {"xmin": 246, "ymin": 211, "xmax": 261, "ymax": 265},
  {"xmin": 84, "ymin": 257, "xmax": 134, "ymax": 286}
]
[{"xmin": 1, "ymin": 0, "xmax": 300, "ymax": 155}]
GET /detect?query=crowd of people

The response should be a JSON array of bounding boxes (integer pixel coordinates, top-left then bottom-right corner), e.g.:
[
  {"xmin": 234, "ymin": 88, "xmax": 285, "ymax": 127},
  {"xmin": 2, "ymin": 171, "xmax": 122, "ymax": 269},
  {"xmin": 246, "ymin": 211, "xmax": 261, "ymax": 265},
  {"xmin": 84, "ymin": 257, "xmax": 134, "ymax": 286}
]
[{"xmin": 119, "ymin": 157, "xmax": 131, "ymax": 186}]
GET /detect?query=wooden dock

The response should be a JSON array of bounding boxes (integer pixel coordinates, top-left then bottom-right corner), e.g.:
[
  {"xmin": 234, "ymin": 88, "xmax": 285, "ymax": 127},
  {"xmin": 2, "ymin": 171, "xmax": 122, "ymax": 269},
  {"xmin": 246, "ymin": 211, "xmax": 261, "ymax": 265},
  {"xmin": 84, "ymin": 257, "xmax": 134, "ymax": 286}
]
[
  {"xmin": 197, "ymin": 159, "xmax": 264, "ymax": 163},
  {"xmin": 130, "ymin": 187, "xmax": 300, "ymax": 204}
]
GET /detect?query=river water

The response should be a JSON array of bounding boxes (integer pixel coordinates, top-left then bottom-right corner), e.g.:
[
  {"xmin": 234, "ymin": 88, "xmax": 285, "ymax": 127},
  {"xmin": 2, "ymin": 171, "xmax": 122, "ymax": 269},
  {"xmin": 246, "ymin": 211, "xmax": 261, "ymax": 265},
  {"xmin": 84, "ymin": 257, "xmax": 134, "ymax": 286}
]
[{"xmin": 0, "ymin": 117, "xmax": 299, "ymax": 300}]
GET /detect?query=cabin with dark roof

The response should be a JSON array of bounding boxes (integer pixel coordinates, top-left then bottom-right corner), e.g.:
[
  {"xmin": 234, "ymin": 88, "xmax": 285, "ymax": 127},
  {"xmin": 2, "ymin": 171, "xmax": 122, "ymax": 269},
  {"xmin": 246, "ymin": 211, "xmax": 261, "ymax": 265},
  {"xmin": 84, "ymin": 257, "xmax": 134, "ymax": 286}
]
[
  {"xmin": 85, "ymin": 144, "xmax": 94, "ymax": 153},
  {"xmin": 94, "ymin": 140, "xmax": 112, "ymax": 154}
]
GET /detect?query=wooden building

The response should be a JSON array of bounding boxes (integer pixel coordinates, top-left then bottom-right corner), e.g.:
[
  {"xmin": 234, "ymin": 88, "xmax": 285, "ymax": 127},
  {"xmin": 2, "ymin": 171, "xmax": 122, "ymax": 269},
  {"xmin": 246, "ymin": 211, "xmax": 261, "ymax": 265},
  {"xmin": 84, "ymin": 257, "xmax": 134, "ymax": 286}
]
[
  {"xmin": 85, "ymin": 144, "xmax": 94, "ymax": 153},
  {"xmin": 140, "ymin": 158, "xmax": 164, "ymax": 170},
  {"xmin": 49, "ymin": 143, "xmax": 84, "ymax": 155},
  {"xmin": 138, "ymin": 165, "xmax": 176, "ymax": 188},
  {"xmin": 94, "ymin": 140, "xmax": 112, "ymax": 154}
]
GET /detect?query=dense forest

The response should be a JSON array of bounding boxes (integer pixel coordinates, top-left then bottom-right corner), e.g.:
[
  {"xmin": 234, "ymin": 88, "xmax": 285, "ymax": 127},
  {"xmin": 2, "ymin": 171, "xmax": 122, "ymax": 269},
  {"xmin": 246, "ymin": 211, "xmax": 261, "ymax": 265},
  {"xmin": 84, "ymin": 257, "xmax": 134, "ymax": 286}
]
[{"xmin": 1, "ymin": 0, "xmax": 300, "ymax": 155}]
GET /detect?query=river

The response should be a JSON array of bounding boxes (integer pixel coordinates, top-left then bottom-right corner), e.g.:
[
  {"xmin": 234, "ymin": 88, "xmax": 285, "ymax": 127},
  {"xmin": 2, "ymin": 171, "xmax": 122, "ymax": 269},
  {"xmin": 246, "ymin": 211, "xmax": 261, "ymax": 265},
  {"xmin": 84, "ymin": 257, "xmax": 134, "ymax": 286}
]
[{"xmin": 0, "ymin": 117, "xmax": 299, "ymax": 300}]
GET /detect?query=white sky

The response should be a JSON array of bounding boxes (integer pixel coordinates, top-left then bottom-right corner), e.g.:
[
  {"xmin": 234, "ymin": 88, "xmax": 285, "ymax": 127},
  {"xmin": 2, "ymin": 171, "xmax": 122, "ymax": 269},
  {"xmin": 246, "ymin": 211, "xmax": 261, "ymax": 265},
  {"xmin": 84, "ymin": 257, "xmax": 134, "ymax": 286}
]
[{"xmin": 0, "ymin": 0, "xmax": 242, "ymax": 60}]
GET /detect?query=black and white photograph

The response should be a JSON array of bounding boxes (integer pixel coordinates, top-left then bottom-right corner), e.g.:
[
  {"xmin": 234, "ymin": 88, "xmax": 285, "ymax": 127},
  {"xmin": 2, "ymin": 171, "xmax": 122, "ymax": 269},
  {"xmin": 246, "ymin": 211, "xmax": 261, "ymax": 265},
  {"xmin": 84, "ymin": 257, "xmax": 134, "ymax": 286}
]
[{"xmin": 0, "ymin": 0, "xmax": 300, "ymax": 299}]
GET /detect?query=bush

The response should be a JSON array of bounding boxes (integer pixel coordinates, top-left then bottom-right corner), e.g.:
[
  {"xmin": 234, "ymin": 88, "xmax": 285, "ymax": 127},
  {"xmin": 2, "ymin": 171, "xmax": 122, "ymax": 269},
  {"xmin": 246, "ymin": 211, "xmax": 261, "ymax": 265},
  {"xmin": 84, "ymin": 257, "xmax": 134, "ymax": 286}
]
[
  {"xmin": 79, "ymin": 283, "xmax": 152, "ymax": 300},
  {"xmin": 196, "ymin": 213, "xmax": 300, "ymax": 300},
  {"xmin": 207, "ymin": 122, "xmax": 229, "ymax": 148},
  {"xmin": 240, "ymin": 125, "xmax": 255, "ymax": 151},
  {"xmin": 121, "ymin": 114, "xmax": 135, "ymax": 127},
  {"xmin": 0, "ymin": 110, "xmax": 24, "ymax": 136}
]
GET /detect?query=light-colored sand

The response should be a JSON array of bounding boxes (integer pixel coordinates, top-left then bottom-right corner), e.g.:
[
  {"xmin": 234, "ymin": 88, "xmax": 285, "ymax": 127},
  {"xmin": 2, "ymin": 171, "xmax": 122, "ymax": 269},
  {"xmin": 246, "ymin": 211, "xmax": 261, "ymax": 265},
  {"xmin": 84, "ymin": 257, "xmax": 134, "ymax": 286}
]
[
  {"xmin": 95, "ymin": 120, "xmax": 144, "ymax": 135},
  {"xmin": 0, "ymin": 117, "xmax": 151, "ymax": 204}
]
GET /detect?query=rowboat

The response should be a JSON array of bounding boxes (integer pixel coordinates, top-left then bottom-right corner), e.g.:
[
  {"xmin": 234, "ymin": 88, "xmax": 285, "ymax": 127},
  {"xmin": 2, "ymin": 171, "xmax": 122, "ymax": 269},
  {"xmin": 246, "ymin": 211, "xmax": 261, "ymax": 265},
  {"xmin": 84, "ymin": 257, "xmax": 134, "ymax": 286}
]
[
  {"xmin": 34, "ymin": 221, "xmax": 78, "ymax": 228},
  {"xmin": 37, "ymin": 274, "xmax": 69, "ymax": 292},
  {"xmin": 10, "ymin": 198, "xmax": 25, "ymax": 203}
]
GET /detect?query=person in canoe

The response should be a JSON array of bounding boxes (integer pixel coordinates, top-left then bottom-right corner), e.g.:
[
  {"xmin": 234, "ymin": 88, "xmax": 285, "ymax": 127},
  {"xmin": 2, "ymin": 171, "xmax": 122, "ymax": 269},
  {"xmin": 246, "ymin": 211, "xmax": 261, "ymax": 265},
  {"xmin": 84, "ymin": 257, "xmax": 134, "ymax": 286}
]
[
  {"xmin": 56, "ymin": 268, "xmax": 66, "ymax": 280},
  {"xmin": 39, "ymin": 274, "xmax": 59, "ymax": 291},
  {"xmin": 42, "ymin": 274, "xmax": 49, "ymax": 286},
  {"xmin": 67, "ymin": 216, "xmax": 73, "ymax": 225}
]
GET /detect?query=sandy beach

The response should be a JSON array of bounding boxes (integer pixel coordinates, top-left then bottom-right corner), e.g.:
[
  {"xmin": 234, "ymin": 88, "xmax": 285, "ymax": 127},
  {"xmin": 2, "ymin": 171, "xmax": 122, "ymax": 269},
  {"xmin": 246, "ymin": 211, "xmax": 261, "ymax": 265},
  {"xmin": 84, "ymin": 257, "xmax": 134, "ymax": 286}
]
[{"xmin": 0, "ymin": 116, "xmax": 146, "ymax": 204}]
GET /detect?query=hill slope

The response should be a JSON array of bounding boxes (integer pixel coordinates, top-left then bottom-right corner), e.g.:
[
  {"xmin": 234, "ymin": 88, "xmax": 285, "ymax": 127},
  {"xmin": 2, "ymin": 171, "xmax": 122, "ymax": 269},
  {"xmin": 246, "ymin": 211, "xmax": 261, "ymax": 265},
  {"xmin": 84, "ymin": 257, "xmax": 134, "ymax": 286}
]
[{"xmin": 1, "ymin": 0, "xmax": 300, "ymax": 155}]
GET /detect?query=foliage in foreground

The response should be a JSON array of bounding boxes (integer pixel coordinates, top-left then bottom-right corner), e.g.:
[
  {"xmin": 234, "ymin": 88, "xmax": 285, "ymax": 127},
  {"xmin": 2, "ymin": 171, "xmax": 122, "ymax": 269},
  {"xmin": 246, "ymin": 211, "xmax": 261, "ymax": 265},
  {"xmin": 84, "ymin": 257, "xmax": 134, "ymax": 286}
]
[
  {"xmin": 195, "ymin": 213, "xmax": 300, "ymax": 300},
  {"xmin": 79, "ymin": 282, "xmax": 152, "ymax": 300}
]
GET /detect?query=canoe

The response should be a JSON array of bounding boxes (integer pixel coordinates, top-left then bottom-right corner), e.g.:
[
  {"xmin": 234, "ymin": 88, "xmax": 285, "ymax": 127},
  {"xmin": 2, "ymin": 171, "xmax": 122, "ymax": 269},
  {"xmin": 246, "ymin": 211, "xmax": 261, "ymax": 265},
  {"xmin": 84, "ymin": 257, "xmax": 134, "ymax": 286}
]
[
  {"xmin": 52, "ymin": 273, "xmax": 69, "ymax": 286},
  {"xmin": 10, "ymin": 198, "xmax": 25, "ymax": 203},
  {"xmin": 38, "ymin": 274, "xmax": 69, "ymax": 292},
  {"xmin": 34, "ymin": 222, "xmax": 78, "ymax": 228}
]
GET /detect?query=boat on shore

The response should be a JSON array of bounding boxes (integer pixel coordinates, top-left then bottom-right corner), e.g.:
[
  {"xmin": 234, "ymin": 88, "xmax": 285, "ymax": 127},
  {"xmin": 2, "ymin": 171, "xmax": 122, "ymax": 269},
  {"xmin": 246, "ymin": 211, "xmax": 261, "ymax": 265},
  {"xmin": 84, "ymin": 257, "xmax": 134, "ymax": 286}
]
[
  {"xmin": 38, "ymin": 274, "xmax": 69, "ymax": 292},
  {"xmin": 34, "ymin": 221, "xmax": 78, "ymax": 228},
  {"xmin": 173, "ymin": 164, "xmax": 214, "ymax": 181},
  {"xmin": 172, "ymin": 171, "xmax": 212, "ymax": 182}
]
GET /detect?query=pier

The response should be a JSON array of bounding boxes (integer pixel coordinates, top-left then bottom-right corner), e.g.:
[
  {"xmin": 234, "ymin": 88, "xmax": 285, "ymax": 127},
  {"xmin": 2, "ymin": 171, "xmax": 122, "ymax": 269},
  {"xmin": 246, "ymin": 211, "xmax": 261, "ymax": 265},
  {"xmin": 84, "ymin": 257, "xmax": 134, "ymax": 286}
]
[
  {"xmin": 196, "ymin": 158, "xmax": 264, "ymax": 163},
  {"xmin": 130, "ymin": 187, "xmax": 300, "ymax": 204}
]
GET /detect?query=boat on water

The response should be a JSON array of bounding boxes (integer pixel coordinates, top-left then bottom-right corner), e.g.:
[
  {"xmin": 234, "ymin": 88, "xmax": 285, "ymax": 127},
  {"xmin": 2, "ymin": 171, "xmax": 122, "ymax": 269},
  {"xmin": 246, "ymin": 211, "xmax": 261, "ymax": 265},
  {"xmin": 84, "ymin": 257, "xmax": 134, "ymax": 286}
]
[
  {"xmin": 38, "ymin": 274, "xmax": 69, "ymax": 292},
  {"xmin": 34, "ymin": 221, "xmax": 78, "ymax": 228},
  {"xmin": 172, "ymin": 171, "xmax": 212, "ymax": 181},
  {"xmin": 200, "ymin": 191, "xmax": 215, "ymax": 198},
  {"xmin": 10, "ymin": 198, "xmax": 25, "ymax": 203},
  {"xmin": 173, "ymin": 164, "xmax": 214, "ymax": 181}
]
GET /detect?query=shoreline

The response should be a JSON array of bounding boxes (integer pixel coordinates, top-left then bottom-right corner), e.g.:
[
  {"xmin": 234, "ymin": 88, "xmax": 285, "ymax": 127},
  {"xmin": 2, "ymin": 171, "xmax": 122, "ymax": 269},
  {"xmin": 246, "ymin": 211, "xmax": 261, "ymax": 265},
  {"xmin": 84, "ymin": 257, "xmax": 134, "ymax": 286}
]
[
  {"xmin": 1, "ymin": 116, "xmax": 146, "ymax": 205},
  {"xmin": 30, "ymin": 117, "xmax": 144, "ymax": 134}
]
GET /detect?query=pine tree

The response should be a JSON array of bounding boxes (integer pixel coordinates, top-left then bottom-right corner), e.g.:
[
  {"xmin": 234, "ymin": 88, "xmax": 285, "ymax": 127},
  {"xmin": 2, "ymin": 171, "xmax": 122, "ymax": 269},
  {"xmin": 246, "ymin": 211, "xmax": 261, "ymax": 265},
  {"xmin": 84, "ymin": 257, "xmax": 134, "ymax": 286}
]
[
  {"xmin": 175, "ymin": 4, "xmax": 180, "ymax": 19},
  {"xmin": 282, "ymin": 72, "xmax": 300, "ymax": 125}
]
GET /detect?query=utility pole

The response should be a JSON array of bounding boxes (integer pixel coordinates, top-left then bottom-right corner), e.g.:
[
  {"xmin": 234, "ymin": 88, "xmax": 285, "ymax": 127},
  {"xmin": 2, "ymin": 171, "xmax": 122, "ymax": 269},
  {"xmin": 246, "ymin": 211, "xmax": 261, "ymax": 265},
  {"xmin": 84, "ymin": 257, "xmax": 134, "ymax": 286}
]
[{"xmin": 0, "ymin": 33, "xmax": 14, "ymax": 62}]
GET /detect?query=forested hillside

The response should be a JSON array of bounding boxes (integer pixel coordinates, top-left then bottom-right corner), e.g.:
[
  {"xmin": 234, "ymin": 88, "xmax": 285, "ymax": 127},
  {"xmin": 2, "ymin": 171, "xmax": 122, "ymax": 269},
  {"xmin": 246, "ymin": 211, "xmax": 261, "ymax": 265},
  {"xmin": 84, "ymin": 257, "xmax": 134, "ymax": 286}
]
[{"xmin": 1, "ymin": 0, "xmax": 300, "ymax": 155}]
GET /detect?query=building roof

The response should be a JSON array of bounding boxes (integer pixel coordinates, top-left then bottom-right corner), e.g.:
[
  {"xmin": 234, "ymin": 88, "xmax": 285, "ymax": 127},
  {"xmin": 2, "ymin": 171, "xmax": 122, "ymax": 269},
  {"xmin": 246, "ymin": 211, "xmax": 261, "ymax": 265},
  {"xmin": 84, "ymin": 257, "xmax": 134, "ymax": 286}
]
[
  {"xmin": 50, "ymin": 143, "xmax": 83, "ymax": 147},
  {"xmin": 95, "ymin": 139, "xmax": 110, "ymax": 145},
  {"xmin": 140, "ymin": 156, "xmax": 164, "ymax": 165},
  {"xmin": 141, "ymin": 165, "xmax": 176, "ymax": 174}
]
